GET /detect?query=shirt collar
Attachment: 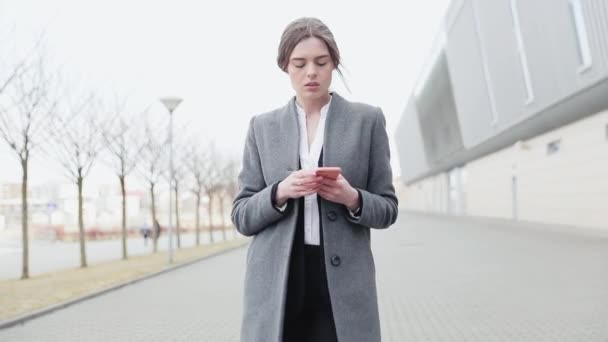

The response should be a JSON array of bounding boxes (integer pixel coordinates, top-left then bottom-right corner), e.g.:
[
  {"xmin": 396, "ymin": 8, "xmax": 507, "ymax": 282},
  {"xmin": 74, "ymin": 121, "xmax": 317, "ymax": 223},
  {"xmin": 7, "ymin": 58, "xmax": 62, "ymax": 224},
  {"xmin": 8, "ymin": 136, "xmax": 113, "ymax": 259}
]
[{"xmin": 295, "ymin": 95, "xmax": 333, "ymax": 119}]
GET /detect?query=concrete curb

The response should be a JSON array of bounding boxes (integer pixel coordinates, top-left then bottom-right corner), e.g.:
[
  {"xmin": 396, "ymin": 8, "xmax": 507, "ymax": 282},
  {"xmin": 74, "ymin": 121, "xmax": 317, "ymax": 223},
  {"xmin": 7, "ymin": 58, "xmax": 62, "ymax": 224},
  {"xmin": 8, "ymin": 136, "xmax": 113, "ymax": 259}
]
[
  {"xmin": 400, "ymin": 209, "xmax": 608, "ymax": 239},
  {"xmin": 0, "ymin": 239, "xmax": 249, "ymax": 331}
]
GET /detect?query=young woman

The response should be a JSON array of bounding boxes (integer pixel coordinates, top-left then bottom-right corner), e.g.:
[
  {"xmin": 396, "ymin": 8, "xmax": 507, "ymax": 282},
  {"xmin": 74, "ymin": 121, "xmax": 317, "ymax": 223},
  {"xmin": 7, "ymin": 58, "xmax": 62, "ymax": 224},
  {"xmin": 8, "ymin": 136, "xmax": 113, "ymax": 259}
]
[{"xmin": 232, "ymin": 17, "xmax": 398, "ymax": 342}]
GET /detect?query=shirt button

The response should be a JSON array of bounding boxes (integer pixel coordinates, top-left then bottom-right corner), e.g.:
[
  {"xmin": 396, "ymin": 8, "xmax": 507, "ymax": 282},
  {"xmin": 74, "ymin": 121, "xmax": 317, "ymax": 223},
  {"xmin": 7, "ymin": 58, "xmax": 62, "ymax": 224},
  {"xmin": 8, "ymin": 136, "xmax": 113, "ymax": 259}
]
[
  {"xmin": 327, "ymin": 211, "xmax": 337, "ymax": 221},
  {"xmin": 330, "ymin": 255, "xmax": 341, "ymax": 267}
]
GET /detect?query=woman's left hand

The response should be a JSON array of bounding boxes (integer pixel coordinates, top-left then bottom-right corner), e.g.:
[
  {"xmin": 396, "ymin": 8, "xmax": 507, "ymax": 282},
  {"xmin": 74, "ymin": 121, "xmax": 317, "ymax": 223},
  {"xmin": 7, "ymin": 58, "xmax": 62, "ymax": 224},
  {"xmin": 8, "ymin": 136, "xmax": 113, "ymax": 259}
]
[{"xmin": 317, "ymin": 174, "xmax": 360, "ymax": 211}]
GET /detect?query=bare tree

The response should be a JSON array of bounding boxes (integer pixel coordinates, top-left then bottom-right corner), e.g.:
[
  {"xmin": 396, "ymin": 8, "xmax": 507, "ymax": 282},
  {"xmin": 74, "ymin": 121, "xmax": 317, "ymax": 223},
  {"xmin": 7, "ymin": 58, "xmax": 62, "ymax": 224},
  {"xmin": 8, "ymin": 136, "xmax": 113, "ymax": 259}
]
[
  {"xmin": 0, "ymin": 53, "xmax": 56, "ymax": 279},
  {"xmin": 184, "ymin": 143, "xmax": 207, "ymax": 246},
  {"xmin": 157, "ymin": 123, "xmax": 191, "ymax": 249},
  {"xmin": 0, "ymin": 27, "xmax": 29, "ymax": 97},
  {"xmin": 218, "ymin": 158, "xmax": 240, "ymax": 239},
  {"xmin": 138, "ymin": 116, "xmax": 167, "ymax": 253},
  {"xmin": 165, "ymin": 142, "xmax": 187, "ymax": 249},
  {"xmin": 0, "ymin": 59, "xmax": 26, "ymax": 95},
  {"xmin": 102, "ymin": 98, "xmax": 145, "ymax": 260},
  {"xmin": 184, "ymin": 142, "xmax": 222, "ymax": 244},
  {"xmin": 224, "ymin": 159, "xmax": 240, "ymax": 201},
  {"xmin": 203, "ymin": 144, "xmax": 222, "ymax": 243},
  {"xmin": 50, "ymin": 92, "xmax": 106, "ymax": 268}
]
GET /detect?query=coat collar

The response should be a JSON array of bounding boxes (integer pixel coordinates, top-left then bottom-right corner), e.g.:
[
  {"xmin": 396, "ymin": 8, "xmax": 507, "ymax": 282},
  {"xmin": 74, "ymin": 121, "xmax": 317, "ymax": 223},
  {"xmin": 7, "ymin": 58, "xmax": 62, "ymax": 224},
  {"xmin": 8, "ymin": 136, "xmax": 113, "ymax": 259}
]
[{"xmin": 280, "ymin": 92, "xmax": 349, "ymax": 172}]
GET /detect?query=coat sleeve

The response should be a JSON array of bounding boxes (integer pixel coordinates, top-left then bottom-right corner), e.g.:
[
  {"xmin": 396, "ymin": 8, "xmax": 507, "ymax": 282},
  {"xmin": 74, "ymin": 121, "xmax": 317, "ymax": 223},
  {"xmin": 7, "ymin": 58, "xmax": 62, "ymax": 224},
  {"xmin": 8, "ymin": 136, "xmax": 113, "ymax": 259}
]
[
  {"xmin": 231, "ymin": 116, "xmax": 287, "ymax": 236},
  {"xmin": 346, "ymin": 108, "xmax": 399, "ymax": 228}
]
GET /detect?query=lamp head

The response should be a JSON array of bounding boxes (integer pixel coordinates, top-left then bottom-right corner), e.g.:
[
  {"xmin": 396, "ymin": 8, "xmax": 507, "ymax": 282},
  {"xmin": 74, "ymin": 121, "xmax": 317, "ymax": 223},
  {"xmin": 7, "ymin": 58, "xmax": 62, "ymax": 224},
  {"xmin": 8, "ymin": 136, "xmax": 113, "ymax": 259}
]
[{"xmin": 160, "ymin": 97, "xmax": 183, "ymax": 112}]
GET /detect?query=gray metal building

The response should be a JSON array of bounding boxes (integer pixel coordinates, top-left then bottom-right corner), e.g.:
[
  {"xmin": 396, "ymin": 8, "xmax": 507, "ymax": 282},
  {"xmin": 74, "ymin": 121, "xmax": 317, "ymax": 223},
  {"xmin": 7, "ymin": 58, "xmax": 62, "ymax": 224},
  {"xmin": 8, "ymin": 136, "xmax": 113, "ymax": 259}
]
[{"xmin": 396, "ymin": 0, "xmax": 608, "ymax": 229}]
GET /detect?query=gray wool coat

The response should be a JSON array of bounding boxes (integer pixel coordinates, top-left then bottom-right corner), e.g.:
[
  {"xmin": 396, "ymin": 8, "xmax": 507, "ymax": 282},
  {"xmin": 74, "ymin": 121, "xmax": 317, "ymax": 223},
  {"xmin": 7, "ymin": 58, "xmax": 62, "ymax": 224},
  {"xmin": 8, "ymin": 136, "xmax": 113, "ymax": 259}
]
[{"xmin": 231, "ymin": 92, "xmax": 398, "ymax": 342}]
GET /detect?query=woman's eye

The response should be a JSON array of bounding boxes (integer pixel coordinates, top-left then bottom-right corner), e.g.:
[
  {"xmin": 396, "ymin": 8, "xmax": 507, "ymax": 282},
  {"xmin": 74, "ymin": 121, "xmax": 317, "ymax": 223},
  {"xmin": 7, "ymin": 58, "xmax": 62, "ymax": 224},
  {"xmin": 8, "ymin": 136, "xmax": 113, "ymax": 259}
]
[{"xmin": 293, "ymin": 62, "xmax": 326, "ymax": 68}]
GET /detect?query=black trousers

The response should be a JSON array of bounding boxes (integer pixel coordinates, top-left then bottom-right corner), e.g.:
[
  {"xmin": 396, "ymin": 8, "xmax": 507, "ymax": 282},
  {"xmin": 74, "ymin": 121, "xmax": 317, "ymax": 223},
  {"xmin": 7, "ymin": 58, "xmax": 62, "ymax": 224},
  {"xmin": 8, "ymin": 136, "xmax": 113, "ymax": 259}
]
[
  {"xmin": 283, "ymin": 245, "xmax": 338, "ymax": 342},
  {"xmin": 283, "ymin": 197, "xmax": 338, "ymax": 342}
]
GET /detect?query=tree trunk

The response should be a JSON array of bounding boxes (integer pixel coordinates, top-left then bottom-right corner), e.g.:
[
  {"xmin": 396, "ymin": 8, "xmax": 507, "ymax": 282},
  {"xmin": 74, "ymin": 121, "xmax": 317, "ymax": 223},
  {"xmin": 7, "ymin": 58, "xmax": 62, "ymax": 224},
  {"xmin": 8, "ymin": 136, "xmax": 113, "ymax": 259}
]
[
  {"xmin": 207, "ymin": 193, "xmax": 214, "ymax": 243},
  {"xmin": 150, "ymin": 183, "xmax": 158, "ymax": 253},
  {"xmin": 195, "ymin": 192, "xmax": 201, "ymax": 246},
  {"xmin": 174, "ymin": 183, "xmax": 181, "ymax": 248},
  {"xmin": 219, "ymin": 194, "xmax": 227, "ymax": 241},
  {"xmin": 77, "ymin": 174, "xmax": 87, "ymax": 268},
  {"xmin": 120, "ymin": 175, "xmax": 127, "ymax": 260},
  {"xmin": 20, "ymin": 157, "xmax": 29, "ymax": 279}
]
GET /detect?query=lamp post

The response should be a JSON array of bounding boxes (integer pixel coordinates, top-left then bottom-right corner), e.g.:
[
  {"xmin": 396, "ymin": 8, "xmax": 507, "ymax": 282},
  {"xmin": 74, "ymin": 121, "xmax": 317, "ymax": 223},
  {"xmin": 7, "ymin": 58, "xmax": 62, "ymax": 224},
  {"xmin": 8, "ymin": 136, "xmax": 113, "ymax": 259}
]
[{"xmin": 160, "ymin": 96, "xmax": 182, "ymax": 264}]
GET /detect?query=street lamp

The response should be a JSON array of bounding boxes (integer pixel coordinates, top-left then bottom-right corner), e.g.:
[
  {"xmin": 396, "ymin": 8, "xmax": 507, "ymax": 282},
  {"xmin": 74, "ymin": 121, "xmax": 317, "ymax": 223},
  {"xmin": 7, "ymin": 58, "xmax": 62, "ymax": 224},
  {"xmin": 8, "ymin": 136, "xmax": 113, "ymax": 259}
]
[{"xmin": 160, "ymin": 96, "xmax": 182, "ymax": 264}]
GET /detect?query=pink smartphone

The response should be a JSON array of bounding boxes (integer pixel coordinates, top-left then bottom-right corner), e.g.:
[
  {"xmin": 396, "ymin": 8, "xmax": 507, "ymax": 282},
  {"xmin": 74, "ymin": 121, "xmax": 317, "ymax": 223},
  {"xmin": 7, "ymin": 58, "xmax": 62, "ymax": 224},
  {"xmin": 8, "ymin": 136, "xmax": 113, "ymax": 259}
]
[{"xmin": 316, "ymin": 167, "xmax": 342, "ymax": 180}]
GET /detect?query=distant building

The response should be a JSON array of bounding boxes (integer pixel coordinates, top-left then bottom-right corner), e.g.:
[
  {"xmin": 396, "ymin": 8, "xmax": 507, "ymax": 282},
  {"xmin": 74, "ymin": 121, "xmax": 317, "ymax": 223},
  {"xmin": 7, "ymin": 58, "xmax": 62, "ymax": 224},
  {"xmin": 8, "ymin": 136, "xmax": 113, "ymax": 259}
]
[
  {"xmin": 0, "ymin": 182, "xmax": 58, "ymax": 234},
  {"xmin": 396, "ymin": 0, "xmax": 608, "ymax": 230},
  {"xmin": 0, "ymin": 181, "xmax": 144, "ymax": 236}
]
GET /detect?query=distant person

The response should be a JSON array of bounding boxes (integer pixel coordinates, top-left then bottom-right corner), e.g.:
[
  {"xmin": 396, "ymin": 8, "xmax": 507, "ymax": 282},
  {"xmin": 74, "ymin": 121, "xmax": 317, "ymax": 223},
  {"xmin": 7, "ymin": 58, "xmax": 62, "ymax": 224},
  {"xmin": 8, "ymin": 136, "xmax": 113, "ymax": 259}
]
[
  {"xmin": 140, "ymin": 223, "xmax": 152, "ymax": 246},
  {"xmin": 231, "ymin": 17, "xmax": 398, "ymax": 342}
]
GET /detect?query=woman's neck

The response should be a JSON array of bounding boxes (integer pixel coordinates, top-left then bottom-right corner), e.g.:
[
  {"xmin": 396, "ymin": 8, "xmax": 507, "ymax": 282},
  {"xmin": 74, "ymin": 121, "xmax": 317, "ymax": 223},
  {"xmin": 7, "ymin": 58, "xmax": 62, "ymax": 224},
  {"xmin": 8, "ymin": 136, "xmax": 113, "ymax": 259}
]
[{"xmin": 296, "ymin": 93, "xmax": 331, "ymax": 116}]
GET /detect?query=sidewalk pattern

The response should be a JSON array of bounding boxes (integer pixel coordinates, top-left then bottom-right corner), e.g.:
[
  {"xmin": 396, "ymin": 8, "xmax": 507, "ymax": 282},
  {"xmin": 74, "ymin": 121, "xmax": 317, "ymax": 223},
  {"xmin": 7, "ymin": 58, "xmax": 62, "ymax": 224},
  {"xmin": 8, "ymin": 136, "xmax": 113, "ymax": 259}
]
[{"xmin": 2, "ymin": 212, "xmax": 607, "ymax": 341}]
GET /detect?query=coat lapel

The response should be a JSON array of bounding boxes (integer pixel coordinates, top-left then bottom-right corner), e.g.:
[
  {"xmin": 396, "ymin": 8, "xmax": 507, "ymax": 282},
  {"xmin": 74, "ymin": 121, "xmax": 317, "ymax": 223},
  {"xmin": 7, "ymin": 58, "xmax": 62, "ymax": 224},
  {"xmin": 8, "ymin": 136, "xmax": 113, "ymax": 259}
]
[
  {"xmin": 322, "ymin": 92, "xmax": 349, "ymax": 172},
  {"xmin": 278, "ymin": 92, "xmax": 349, "ymax": 175},
  {"xmin": 279, "ymin": 98, "xmax": 301, "ymax": 174}
]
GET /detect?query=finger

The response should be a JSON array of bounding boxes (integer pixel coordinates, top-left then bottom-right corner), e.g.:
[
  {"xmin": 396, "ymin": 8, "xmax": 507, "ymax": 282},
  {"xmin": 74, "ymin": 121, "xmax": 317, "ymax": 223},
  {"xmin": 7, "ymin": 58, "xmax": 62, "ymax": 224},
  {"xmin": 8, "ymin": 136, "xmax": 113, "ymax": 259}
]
[
  {"xmin": 293, "ymin": 182, "xmax": 312, "ymax": 189},
  {"xmin": 303, "ymin": 182, "xmax": 323, "ymax": 192},
  {"xmin": 309, "ymin": 187, "xmax": 322, "ymax": 194},
  {"xmin": 290, "ymin": 171, "xmax": 304, "ymax": 181},
  {"xmin": 317, "ymin": 187, "xmax": 332, "ymax": 195},
  {"xmin": 320, "ymin": 183, "xmax": 336, "ymax": 191},
  {"xmin": 320, "ymin": 188, "xmax": 338, "ymax": 199},
  {"xmin": 288, "ymin": 173, "xmax": 302, "ymax": 183},
  {"xmin": 293, "ymin": 177, "xmax": 309, "ymax": 186},
  {"xmin": 307, "ymin": 183, "xmax": 323, "ymax": 191},
  {"xmin": 297, "ymin": 182, "xmax": 320, "ymax": 191},
  {"xmin": 304, "ymin": 179, "xmax": 323, "ymax": 188},
  {"xmin": 296, "ymin": 170, "xmax": 317, "ymax": 178},
  {"xmin": 321, "ymin": 177, "xmax": 338, "ymax": 185},
  {"xmin": 300, "ymin": 181, "xmax": 322, "ymax": 188},
  {"xmin": 300, "ymin": 175, "xmax": 323, "ymax": 184},
  {"xmin": 302, "ymin": 183, "xmax": 320, "ymax": 190}
]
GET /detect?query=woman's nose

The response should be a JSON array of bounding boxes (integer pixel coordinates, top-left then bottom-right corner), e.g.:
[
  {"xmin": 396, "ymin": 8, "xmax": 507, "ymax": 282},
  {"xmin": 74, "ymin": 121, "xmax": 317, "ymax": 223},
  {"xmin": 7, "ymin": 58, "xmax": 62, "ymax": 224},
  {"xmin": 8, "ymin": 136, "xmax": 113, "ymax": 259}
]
[{"xmin": 306, "ymin": 65, "xmax": 317, "ymax": 78}]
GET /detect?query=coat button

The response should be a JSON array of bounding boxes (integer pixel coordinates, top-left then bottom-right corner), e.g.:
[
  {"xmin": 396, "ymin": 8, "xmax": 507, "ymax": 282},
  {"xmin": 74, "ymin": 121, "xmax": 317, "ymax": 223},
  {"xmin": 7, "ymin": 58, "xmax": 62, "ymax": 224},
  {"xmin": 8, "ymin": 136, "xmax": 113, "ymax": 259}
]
[
  {"xmin": 330, "ymin": 255, "xmax": 341, "ymax": 267},
  {"xmin": 327, "ymin": 211, "xmax": 337, "ymax": 221}
]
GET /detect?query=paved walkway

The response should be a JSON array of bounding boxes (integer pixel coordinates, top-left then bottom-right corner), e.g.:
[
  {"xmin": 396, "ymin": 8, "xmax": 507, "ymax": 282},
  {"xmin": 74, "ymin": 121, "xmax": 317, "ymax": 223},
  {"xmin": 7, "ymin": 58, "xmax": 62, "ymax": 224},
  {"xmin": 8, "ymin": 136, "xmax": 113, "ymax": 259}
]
[{"xmin": 1, "ymin": 212, "xmax": 608, "ymax": 341}]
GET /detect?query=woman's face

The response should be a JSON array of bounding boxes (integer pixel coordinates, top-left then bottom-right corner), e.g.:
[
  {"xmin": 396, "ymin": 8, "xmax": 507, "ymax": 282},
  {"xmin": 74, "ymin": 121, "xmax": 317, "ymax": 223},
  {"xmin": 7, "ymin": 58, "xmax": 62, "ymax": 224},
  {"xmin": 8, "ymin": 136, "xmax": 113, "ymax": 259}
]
[{"xmin": 287, "ymin": 37, "xmax": 334, "ymax": 102}]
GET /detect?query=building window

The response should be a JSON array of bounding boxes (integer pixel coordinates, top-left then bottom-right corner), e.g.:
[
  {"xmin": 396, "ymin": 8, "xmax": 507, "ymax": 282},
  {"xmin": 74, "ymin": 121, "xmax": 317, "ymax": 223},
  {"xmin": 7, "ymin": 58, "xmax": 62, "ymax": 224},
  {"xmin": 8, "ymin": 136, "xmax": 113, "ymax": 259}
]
[
  {"xmin": 471, "ymin": 1, "xmax": 499, "ymax": 125},
  {"xmin": 509, "ymin": 0, "xmax": 535, "ymax": 105},
  {"xmin": 569, "ymin": 0, "xmax": 593, "ymax": 72},
  {"xmin": 547, "ymin": 139, "xmax": 561, "ymax": 155}
]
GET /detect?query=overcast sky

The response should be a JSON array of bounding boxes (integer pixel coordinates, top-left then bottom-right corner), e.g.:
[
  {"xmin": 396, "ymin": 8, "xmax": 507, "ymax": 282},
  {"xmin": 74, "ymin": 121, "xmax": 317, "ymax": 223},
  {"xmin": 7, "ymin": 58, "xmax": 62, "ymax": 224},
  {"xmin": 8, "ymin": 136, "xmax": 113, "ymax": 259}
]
[{"xmin": 0, "ymin": 0, "xmax": 450, "ymax": 190}]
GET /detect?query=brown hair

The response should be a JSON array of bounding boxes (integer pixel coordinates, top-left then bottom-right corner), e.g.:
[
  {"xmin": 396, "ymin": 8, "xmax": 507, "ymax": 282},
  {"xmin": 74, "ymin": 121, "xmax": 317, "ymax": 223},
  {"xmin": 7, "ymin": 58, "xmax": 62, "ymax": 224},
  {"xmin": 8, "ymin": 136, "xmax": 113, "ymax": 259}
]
[{"xmin": 277, "ymin": 17, "xmax": 347, "ymax": 87}]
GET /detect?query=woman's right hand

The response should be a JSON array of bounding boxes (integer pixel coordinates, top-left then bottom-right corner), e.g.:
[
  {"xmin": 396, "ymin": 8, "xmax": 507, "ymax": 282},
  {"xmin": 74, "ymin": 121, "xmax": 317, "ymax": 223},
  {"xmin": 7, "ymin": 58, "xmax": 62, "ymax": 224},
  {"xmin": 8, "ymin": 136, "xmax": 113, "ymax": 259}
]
[{"xmin": 275, "ymin": 170, "xmax": 323, "ymax": 207}]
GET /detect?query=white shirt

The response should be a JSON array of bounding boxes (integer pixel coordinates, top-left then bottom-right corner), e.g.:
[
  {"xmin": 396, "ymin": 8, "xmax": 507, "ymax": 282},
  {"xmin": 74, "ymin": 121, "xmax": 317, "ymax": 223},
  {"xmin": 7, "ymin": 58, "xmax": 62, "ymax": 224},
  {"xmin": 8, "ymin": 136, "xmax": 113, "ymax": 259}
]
[
  {"xmin": 274, "ymin": 95, "xmax": 360, "ymax": 243},
  {"xmin": 296, "ymin": 96, "xmax": 332, "ymax": 245}
]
